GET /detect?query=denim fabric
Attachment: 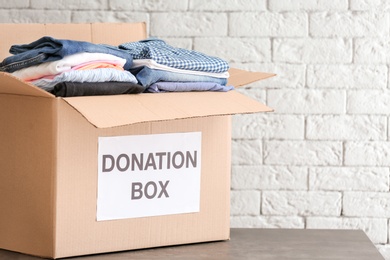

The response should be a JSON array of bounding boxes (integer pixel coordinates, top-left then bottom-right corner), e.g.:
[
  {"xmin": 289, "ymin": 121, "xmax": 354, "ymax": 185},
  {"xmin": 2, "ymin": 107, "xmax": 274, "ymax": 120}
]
[
  {"xmin": 120, "ymin": 38, "xmax": 229, "ymax": 73},
  {"xmin": 31, "ymin": 68, "xmax": 138, "ymax": 91},
  {"xmin": 146, "ymin": 81, "xmax": 234, "ymax": 93},
  {"xmin": 0, "ymin": 37, "xmax": 133, "ymax": 73},
  {"xmin": 132, "ymin": 66, "xmax": 227, "ymax": 87},
  {"xmin": 51, "ymin": 81, "xmax": 145, "ymax": 97}
]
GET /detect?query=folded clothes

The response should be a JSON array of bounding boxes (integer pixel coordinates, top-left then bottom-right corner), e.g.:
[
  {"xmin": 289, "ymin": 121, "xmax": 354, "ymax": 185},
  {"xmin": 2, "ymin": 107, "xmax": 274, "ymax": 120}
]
[
  {"xmin": 51, "ymin": 81, "xmax": 145, "ymax": 97},
  {"xmin": 30, "ymin": 68, "xmax": 138, "ymax": 91},
  {"xmin": 132, "ymin": 66, "xmax": 227, "ymax": 88},
  {"xmin": 120, "ymin": 38, "xmax": 229, "ymax": 73},
  {"xmin": 12, "ymin": 52, "xmax": 126, "ymax": 81},
  {"xmin": 131, "ymin": 59, "xmax": 229, "ymax": 78},
  {"xmin": 146, "ymin": 81, "xmax": 234, "ymax": 93},
  {"xmin": 72, "ymin": 61, "xmax": 124, "ymax": 71},
  {"xmin": 0, "ymin": 37, "xmax": 133, "ymax": 73}
]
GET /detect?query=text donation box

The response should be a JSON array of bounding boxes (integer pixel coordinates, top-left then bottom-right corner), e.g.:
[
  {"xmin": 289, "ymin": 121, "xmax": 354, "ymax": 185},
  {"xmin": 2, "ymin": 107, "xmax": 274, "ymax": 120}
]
[{"xmin": 97, "ymin": 132, "xmax": 202, "ymax": 221}]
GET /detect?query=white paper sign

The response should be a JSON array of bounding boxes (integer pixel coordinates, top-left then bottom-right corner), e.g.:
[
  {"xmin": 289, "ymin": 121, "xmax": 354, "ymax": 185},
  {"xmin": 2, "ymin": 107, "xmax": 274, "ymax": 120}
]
[{"xmin": 97, "ymin": 132, "xmax": 202, "ymax": 221}]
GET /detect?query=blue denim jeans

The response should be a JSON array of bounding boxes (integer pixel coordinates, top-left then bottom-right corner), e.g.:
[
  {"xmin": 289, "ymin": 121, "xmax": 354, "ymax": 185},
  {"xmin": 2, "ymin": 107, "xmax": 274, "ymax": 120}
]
[
  {"xmin": 146, "ymin": 81, "xmax": 234, "ymax": 93},
  {"xmin": 0, "ymin": 36, "xmax": 133, "ymax": 72},
  {"xmin": 132, "ymin": 66, "xmax": 227, "ymax": 87}
]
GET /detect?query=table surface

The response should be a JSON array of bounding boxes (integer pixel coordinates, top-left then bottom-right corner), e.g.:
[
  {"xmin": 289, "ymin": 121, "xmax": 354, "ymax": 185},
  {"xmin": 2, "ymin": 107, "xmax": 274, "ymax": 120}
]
[{"xmin": 0, "ymin": 228, "xmax": 384, "ymax": 260}]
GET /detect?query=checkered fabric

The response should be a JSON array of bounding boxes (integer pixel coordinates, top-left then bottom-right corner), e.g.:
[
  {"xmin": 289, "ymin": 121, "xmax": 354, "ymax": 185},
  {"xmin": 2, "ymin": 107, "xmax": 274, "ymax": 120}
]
[{"xmin": 119, "ymin": 39, "xmax": 229, "ymax": 73}]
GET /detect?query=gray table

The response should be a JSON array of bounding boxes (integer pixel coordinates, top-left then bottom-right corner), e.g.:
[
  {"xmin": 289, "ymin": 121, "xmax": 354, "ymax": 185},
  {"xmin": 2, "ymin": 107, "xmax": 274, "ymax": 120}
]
[{"xmin": 0, "ymin": 228, "xmax": 384, "ymax": 259}]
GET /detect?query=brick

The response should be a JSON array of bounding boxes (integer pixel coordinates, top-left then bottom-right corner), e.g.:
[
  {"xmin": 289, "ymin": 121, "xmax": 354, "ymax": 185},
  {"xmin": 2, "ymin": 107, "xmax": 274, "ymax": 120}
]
[
  {"xmin": 306, "ymin": 217, "xmax": 387, "ymax": 244},
  {"xmin": 231, "ymin": 166, "xmax": 308, "ymax": 190},
  {"xmin": 0, "ymin": 10, "xmax": 71, "ymax": 23},
  {"xmin": 269, "ymin": 0, "xmax": 348, "ymax": 11},
  {"xmin": 231, "ymin": 216, "xmax": 304, "ymax": 228},
  {"xmin": 229, "ymin": 12, "xmax": 307, "ymax": 37},
  {"xmin": 151, "ymin": 12, "xmax": 227, "ymax": 37},
  {"xmin": 347, "ymin": 90, "xmax": 390, "ymax": 114},
  {"xmin": 31, "ymin": 0, "xmax": 107, "ymax": 9},
  {"xmin": 264, "ymin": 141, "xmax": 343, "ymax": 166},
  {"xmin": 262, "ymin": 191, "xmax": 341, "ymax": 216},
  {"xmin": 310, "ymin": 12, "xmax": 388, "ymax": 37},
  {"xmin": 232, "ymin": 140, "xmax": 262, "ymax": 165},
  {"xmin": 345, "ymin": 142, "xmax": 390, "ymax": 166},
  {"xmin": 267, "ymin": 89, "xmax": 345, "ymax": 114},
  {"xmin": 351, "ymin": 0, "xmax": 390, "ymax": 10},
  {"xmin": 189, "ymin": 0, "xmax": 266, "ymax": 11},
  {"xmin": 306, "ymin": 115, "xmax": 387, "ymax": 140},
  {"xmin": 71, "ymin": 11, "xmax": 148, "ymax": 23},
  {"xmin": 309, "ymin": 167, "xmax": 389, "ymax": 192},
  {"xmin": 232, "ymin": 114, "xmax": 304, "ymax": 139},
  {"xmin": 355, "ymin": 38, "xmax": 390, "ymax": 63},
  {"xmin": 273, "ymin": 38, "xmax": 352, "ymax": 63},
  {"xmin": 194, "ymin": 37, "xmax": 271, "ymax": 63},
  {"xmin": 231, "ymin": 190, "xmax": 260, "ymax": 216},
  {"xmin": 343, "ymin": 192, "xmax": 390, "ymax": 217},
  {"xmin": 231, "ymin": 63, "xmax": 305, "ymax": 89},
  {"xmin": 162, "ymin": 38, "xmax": 193, "ymax": 50},
  {"xmin": 307, "ymin": 65, "xmax": 387, "ymax": 89},
  {"xmin": 109, "ymin": 0, "xmax": 188, "ymax": 11},
  {"xmin": 0, "ymin": 0, "xmax": 29, "ymax": 8}
]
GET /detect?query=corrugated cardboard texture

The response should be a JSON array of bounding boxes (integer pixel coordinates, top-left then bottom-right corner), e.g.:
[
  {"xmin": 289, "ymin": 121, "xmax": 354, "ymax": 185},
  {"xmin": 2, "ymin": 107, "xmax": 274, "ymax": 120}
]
[
  {"xmin": 0, "ymin": 72, "xmax": 53, "ymax": 98},
  {"xmin": 54, "ymin": 100, "xmax": 230, "ymax": 258},
  {"xmin": 63, "ymin": 91, "xmax": 272, "ymax": 128},
  {"xmin": 0, "ymin": 95, "xmax": 56, "ymax": 257},
  {"xmin": 0, "ymin": 69, "xmax": 273, "ymax": 128}
]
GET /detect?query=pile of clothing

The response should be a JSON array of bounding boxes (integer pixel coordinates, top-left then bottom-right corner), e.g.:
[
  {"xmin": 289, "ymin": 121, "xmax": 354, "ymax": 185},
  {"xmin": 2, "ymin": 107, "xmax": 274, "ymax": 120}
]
[
  {"xmin": 119, "ymin": 39, "xmax": 232, "ymax": 93},
  {"xmin": 0, "ymin": 36, "xmax": 232, "ymax": 97}
]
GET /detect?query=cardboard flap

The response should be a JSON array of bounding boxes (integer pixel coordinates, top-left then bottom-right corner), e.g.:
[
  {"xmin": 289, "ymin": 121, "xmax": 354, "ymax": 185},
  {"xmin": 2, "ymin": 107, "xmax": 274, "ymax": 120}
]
[
  {"xmin": 0, "ymin": 72, "xmax": 53, "ymax": 98},
  {"xmin": 63, "ymin": 91, "xmax": 272, "ymax": 128},
  {"xmin": 228, "ymin": 68, "xmax": 275, "ymax": 88},
  {"xmin": 0, "ymin": 22, "xmax": 147, "ymax": 60}
]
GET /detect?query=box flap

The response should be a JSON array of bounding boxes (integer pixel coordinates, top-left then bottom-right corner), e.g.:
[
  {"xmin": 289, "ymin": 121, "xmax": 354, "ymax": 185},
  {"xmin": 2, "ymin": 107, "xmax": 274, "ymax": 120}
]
[
  {"xmin": 63, "ymin": 91, "xmax": 272, "ymax": 128},
  {"xmin": 228, "ymin": 68, "xmax": 275, "ymax": 87},
  {"xmin": 0, "ymin": 22, "xmax": 147, "ymax": 60},
  {"xmin": 0, "ymin": 72, "xmax": 53, "ymax": 98}
]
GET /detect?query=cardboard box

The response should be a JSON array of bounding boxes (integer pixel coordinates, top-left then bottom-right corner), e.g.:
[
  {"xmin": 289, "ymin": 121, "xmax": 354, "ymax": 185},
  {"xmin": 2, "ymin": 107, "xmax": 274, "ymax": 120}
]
[{"xmin": 0, "ymin": 22, "xmax": 273, "ymax": 259}]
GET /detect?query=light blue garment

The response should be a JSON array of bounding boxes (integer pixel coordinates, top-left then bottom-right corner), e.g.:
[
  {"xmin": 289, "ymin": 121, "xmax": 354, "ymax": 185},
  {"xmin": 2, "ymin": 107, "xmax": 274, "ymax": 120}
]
[
  {"xmin": 120, "ymin": 38, "xmax": 229, "ymax": 73},
  {"xmin": 146, "ymin": 81, "xmax": 234, "ymax": 93},
  {"xmin": 30, "ymin": 68, "xmax": 138, "ymax": 91},
  {"xmin": 0, "ymin": 36, "xmax": 133, "ymax": 73},
  {"xmin": 133, "ymin": 66, "xmax": 227, "ymax": 87}
]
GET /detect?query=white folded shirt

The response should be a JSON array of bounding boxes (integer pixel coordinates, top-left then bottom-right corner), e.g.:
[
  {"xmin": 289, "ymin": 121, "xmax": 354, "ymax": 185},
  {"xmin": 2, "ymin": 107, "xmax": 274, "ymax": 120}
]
[
  {"xmin": 30, "ymin": 68, "xmax": 138, "ymax": 91},
  {"xmin": 12, "ymin": 52, "xmax": 127, "ymax": 81}
]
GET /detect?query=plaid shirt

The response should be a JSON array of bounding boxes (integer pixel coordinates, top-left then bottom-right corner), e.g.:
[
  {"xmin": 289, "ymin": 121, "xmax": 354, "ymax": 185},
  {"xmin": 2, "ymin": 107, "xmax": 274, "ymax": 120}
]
[{"xmin": 119, "ymin": 39, "xmax": 229, "ymax": 73}]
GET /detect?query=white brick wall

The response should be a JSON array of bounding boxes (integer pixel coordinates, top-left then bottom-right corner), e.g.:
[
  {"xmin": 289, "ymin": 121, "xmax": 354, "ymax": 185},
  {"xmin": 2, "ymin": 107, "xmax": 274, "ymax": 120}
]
[
  {"xmin": 310, "ymin": 12, "xmax": 389, "ymax": 37},
  {"xmin": 262, "ymin": 191, "xmax": 342, "ymax": 216},
  {"xmin": 273, "ymin": 38, "xmax": 353, "ymax": 63},
  {"xmin": 2, "ymin": 0, "xmax": 390, "ymax": 258},
  {"xmin": 307, "ymin": 65, "xmax": 388, "ymax": 89},
  {"xmin": 307, "ymin": 217, "xmax": 388, "ymax": 244},
  {"xmin": 264, "ymin": 141, "xmax": 343, "ymax": 166}
]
